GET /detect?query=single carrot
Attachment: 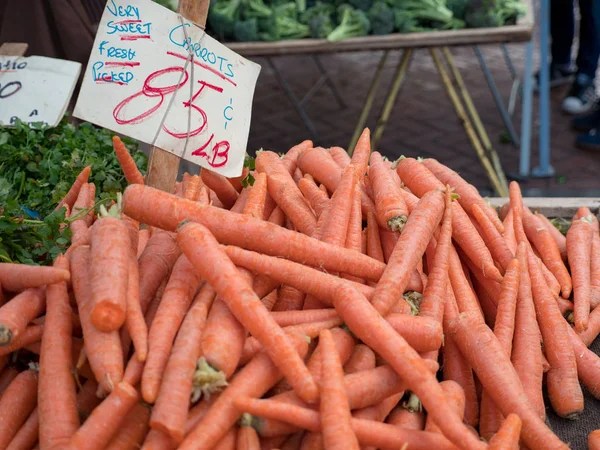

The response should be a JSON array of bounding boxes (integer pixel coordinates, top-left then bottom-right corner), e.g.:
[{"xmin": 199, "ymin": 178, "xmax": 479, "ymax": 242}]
[
  {"xmin": 332, "ymin": 283, "xmax": 486, "ymax": 450},
  {"xmin": 149, "ymin": 283, "xmax": 215, "ymax": 442},
  {"xmin": 385, "ymin": 314, "xmax": 443, "ymax": 353},
  {"xmin": 372, "ymin": 189, "xmax": 446, "ymax": 316},
  {"xmin": 198, "ymin": 186, "xmax": 210, "ymax": 206},
  {"xmin": 349, "ymin": 128, "xmax": 371, "ymax": 180},
  {"xmin": 0, "ymin": 369, "xmax": 38, "ymax": 449},
  {"xmin": 112, "ymin": 136, "xmax": 144, "ymax": 185},
  {"xmin": 105, "ymin": 403, "xmax": 151, "ymax": 450},
  {"xmin": 0, "ymin": 263, "xmax": 69, "ymax": 293},
  {"xmin": 257, "ymin": 151, "xmax": 317, "ymax": 236},
  {"xmin": 230, "ymin": 186, "xmax": 251, "ymax": 214},
  {"xmin": 234, "ymin": 397, "xmax": 461, "ymax": 450},
  {"xmin": 122, "ymin": 185, "xmax": 384, "ymax": 281},
  {"xmin": 6, "ymin": 408, "xmax": 39, "ymax": 450},
  {"xmin": 298, "ymin": 176, "xmax": 329, "ymax": 218},
  {"xmin": 343, "ymin": 344, "xmax": 376, "ymax": 374},
  {"xmin": 567, "ymin": 213, "xmax": 594, "ymax": 332},
  {"xmin": 590, "ymin": 430, "xmax": 600, "ymax": 450},
  {"xmin": 125, "ymin": 253, "xmax": 147, "ymax": 361},
  {"xmin": 273, "ymin": 285, "xmax": 306, "ymax": 312},
  {"xmin": 448, "ymin": 311, "xmax": 568, "ymax": 450},
  {"xmin": 137, "ymin": 230, "xmax": 182, "ymax": 314},
  {"xmin": 244, "ymin": 173, "xmax": 268, "ymax": 220},
  {"xmin": 386, "ymin": 397, "xmax": 426, "ymax": 431},
  {"xmin": 566, "ymin": 324, "xmax": 600, "ymax": 399},
  {"xmin": 183, "ymin": 175, "xmax": 201, "ymax": 201},
  {"xmin": 38, "ymin": 255, "xmax": 79, "ymax": 449},
  {"xmin": 142, "ymin": 254, "xmax": 203, "ymax": 404},
  {"xmin": 237, "ymin": 414, "xmax": 261, "ymax": 450},
  {"xmin": 85, "ymin": 182, "xmax": 97, "ymax": 226},
  {"xmin": 137, "ymin": 229, "xmax": 151, "ymax": 258},
  {"xmin": 282, "ymin": 141, "xmax": 313, "ymax": 175},
  {"xmin": 179, "ymin": 335, "xmax": 309, "ymax": 450},
  {"xmin": 329, "ymin": 147, "xmax": 351, "ymax": 168},
  {"xmin": 319, "ymin": 164, "xmax": 358, "ymax": 247},
  {"xmin": 0, "ymin": 324, "xmax": 43, "ymax": 356},
  {"xmin": 366, "ymin": 213, "xmax": 384, "ymax": 284},
  {"xmin": 70, "ymin": 245, "xmax": 123, "ymax": 393},
  {"xmin": 425, "ymin": 380, "xmax": 465, "ymax": 434},
  {"xmin": 141, "ymin": 429, "xmax": 176, "ymax": 449},
  {"xmin": 69, "ymin": 382, "xmax": 140, "ymax": 450},
  {"xmin": 178, "ymin": 222, "xmax": 318, "ymax": 404},
  {"xmin": 369, "ymin": 152, "xmax": 408, "ymax": 231},
  {"xmin": 344, "ymin": 183, "xmax": 363, "ymax": 256},
  {"xmin": 56, "ymin": 165, "xmax": 91, "ymax": 211},
  {"xmin": 213, "ymin": 427, "xmax": 237, "ymax": 450},
  {"xmin": 471, "ymin": 204, "xmax": 513, "ymax": 271},
  {"xmin": 0, "ymin": 287, "xmax": 45, "ymax": 346},
  {"xmin": 396, "ymin": 158, "xmax": 502, "ymax": 283},
  {"xmin": 0, "ymin": 367, "xmax": 18, "ymax": 395},
  {"xmin": 487, "ymin": 413, "xmax": 521, "ymax": 450},
  {"xmin": 229, "ymin": 166, "xmax": 250, "ymax": 193},
  {"xmin": 523, "ymin": 209, "xmax": 572, "ymax": 298},
  {"xmin": 201, "ymin": 168, "xmax": 239, "ymax": 209},
  {"xmin": 534, "ymin": 213, "xmax": 567, "ymax": 259},
  {"xmin": 318, "ymin": 329, "xmax": 359, "ymax": 450}
]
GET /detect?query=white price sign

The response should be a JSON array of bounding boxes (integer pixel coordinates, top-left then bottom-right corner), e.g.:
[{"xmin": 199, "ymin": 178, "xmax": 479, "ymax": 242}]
[
  {"xmin": 0, "ymin": 56, "xmax": 81, "ymax": 127},
  {"xmin": 74, "ymin": 0, "xmax": 261, "ymax": 177}
]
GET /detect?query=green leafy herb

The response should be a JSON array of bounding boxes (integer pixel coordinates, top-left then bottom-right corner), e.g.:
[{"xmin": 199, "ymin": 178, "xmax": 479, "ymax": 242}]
[{"xmin": 0, "ymin": 117, "xmax": 147, "ymax": 265}]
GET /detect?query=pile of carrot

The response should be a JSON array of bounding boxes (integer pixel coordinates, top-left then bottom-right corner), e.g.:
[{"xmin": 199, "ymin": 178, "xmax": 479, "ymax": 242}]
[{"xmin": 1, "ymin": 131, "xmax": 600, "ymax": 450}]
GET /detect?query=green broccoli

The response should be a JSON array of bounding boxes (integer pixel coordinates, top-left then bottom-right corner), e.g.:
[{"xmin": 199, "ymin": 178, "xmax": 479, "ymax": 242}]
[
  {"xmin": 234, "ymin": 18, "xmax": 260, "ymax": 40},
  {"xmin": 301, "ymin": 3, "xmax": 335, "ymax": 38},
  {"xmin": 394, "ymin": 9, "xmax": 424, "ymax": 32},
  {"xmin": 388, "ymin": 0, "xmax": 454, "ymax": 28},
  {"xmin": 259, "ymin": 2, "xmax": 310, "ymax": 40},
  {"xmin": 208, "ymin": 0, "xmax": 242, "ymax": 38},
  {"xmin": 368, "ymin": 1, "xmax": 395, "ymax": 35},
  {"xmin": 348, "ymin": 0, "xmax": 374, "ymax": 12},
  {"xmin": 242, "ymin": 0, "xmax": 272, "ymax": 19},
  {"xmin": 445, "ymin": 0, "xmax": 469, "ymax": 20},
  {"xmin": 498, "ymin": 0, "xmax": 527, "ymax": 24},
  {"xmin": 464, "ymin": 0, "xmax": 503, "ymax": 27},
  {"xmin": 327, "ymin": 5, "xmax": 370, "ymax": 41}
]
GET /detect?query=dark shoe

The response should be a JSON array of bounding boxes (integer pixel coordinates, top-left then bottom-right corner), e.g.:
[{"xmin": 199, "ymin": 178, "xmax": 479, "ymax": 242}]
[
  {"xmin": 575, "ymin": 128, "xmax": 600, "ymax": 151},
  {"xmin": 571, "ymin": 101, "xmax": 600, "ymax": 132},
  {"xmin": 562, "ymin": 74, "xmax": 597, "ymax": 115},
  {"xmin": 534, "ymin": 64, "xmax": 575, "ymax": 91}
]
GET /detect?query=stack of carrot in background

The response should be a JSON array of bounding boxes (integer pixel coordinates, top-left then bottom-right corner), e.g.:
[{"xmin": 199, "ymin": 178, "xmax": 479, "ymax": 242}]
[{"xmin": 0, "ymin": 129, "xmax": 599, "ymax": 450}]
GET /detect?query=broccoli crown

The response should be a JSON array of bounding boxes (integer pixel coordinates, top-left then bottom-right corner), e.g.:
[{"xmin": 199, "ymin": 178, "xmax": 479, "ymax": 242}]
[
  {"xmin": 327, "ymin": 5, "xmax": 370, "ymax": 41},
  {"xmin": 241, "ymin": 0, "xmax": 272, "ymax": 19},
  {"xmin": 368, "ymin": 1, "xmax": 395, "ymax": 35},
  {"xmin": 208, "ymin": 0, "xmax": 242, "ymax": 38},
  {"xmin": 464, "ymin": 0, "xmax": 502, "ymax": 27},
  {"xmin": 388, "ymin": 0, "xmax": 454, "ymax": 26},
  {"xmin": 259, "ymin": 2, "xmax": 310, "ymax": 40},
  {"xmin": 348, "ymin": 0, "xmax": 374, "ymax": 12},
  {"xmin": 393, "ymin": 9, "xmax": 426, "ymax": 32},
  {"xmin": 234, "ymin": 17, "xmax": 260, "ymax": 40},
  {"xmin": 445, "ymin": 0, "xmax": 469, "ymax": 20},
  {"xmin": 301, "ymin": 2, "xmax": 335, "ymax": 37}
]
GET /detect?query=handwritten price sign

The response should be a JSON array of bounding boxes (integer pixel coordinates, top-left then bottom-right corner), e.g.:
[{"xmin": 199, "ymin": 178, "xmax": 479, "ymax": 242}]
[
  {"xmin": 74, "ymin": 0, "xmax": 261, "ymax": 177},
  {"xmin": 0, "ymin": 56, "xmax": 81, "ymax": 127}
]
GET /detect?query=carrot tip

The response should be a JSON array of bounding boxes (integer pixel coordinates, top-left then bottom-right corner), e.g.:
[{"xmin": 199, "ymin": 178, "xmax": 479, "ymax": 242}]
[
  {"xmin": 191, "ymin": 357, "xmax": 228, "ymax": 403},
  {"xmin": 387, "ymin": 215, "xmax": 407, "ymax": 233},
  {"xmin": 0, "ymin": 325, "xmax": 13, "ymax": 346},
  {"xmin": 403, "ymin": 291, "xmax": 423, "ymax": 316}
]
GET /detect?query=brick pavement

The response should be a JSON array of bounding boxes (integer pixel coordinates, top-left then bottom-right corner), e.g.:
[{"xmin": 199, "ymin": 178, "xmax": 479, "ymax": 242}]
[{"xmin": 245, "ymin": 43, "xmax": 600, "ymax": 198}]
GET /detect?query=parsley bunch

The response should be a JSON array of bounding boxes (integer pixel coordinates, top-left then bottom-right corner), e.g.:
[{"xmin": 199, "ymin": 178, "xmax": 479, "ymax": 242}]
[{"xmin": 0, "ymin": 118, "xmax": 147, "ymax": 265}]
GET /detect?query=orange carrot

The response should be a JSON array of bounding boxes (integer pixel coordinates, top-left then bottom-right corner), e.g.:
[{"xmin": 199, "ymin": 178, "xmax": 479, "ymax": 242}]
[
  {"xmin": 179, "ymin": 335, "xmax": 309, "ymax": 450},
  {"xmin": 183, "ymin": 175, "xmax": 201, "ymax": 201},
  {"xmin": 329, "ymin": 147, "xmax": 351, "ymax": 168},
  {"xmin": 149, "ymin": 283, "xmax": 215, "ymax": 442},
  {"xmin": 487, "ymin": 413, "xmax": 521, "ymax": 450},
  {"xmin": 89, "ymin": 208, "xmax": 129, "ymax": 332},
  {"xmin": 318, "ymin": 329, "xmax": 359, "ymax": 450},
  {"xmin": 105, "ymin": 403, "xmax": 151, "ymax": 450},
  {"xmin": 372, "ymin": 189, "xmax": 446, "ymax": 316},
  {"xmin": 237, "ymin": 417, "xmax": 260, "ymax": 450},
  {"xmin": 567, "ymin": 213, "xmax": 594, "ymax": 332},
  {"xmin": 256, "ymin": 151, "xmax": 316, "ymax": 236},
  {"xmin": 349, "ymin": 128, "xmax": 371, "ymax": 180},
  {"xmin": 230, "ymin": 167, "xmax": 250, "ymax": 193},
  {"xmin": 386, "ymin": 405, "xmax": 425, "ymax": 433},
  {"xmin": 448, "ymin": 312, "xmax": 568, "ymax": 450},
  {"xmin": 234, "ymin": 397, "xmax": 461, "ymax": 450},
  {"xmin": 7, "ymin": 408, "xmax": 39, "ymax": 450},
  {"xmin": 298, "ymin": 176, "xmax": 329, "ymax": 218},
  {"xmin": 344, "ymin": 183, "xmax": 363, "ymax": 255},
  {"xmin": 273, "ymin": 285, "xmax": 306, "ymax": 312},
  {"xmin": 245, "ymin": 173, "xmax": 268, "ymax": 220},
  {"xmin": 591, "ymin": 430, "xmax": 600, "ymax": 450},
  {"xmin": 126, "ymin": 253, "xmax": 147, "ymax": 361},
  {"xmin": 332, "ymin": 283, "xmax": 486, "ymax": 450},
  {"xmin": 123, "ymin": 185, "xmax": 384, "ymax": 280},
  {"xmin": 425, "ymin": 380, "xmax": 465, "ymax": 434},
  {"xmin": 366, "ymin": 213, "xmax": 384, "ymax": 278},
  {"xmin": 201, "ymin": 168, "xmax": 239, "ymax": 209},
  {"xmin": 343, "ymin": 344, "xmax": 376, "ymax": 374},
  {"xmin": 319, "ymin": 164, "xmax": 358, "ymax": 247},
  {"xmin": 471, "ymin": 204, "xmax": 513, "ymax": 271},
  {"xmin": 0, "ymin": 369, "xmax": 38, "ymax": 449},
  {"xmin": 0, "ymin": 367, "xmax": 18, "ymax": 395},
  {"xmin": 229, "ymin": 186, "xmax": 251, "ymax": 214},
  {"xmin": 536, "ymin": 213, "xmax": 568, "ymax": 261},
  {"xmin": 66, "ymin": 183, "xmax": 92, "ymax": 251},
  {"xmin": 0, "ymin": 287, "xmax": 45, "ymax": 346},
  {"xmin": 523, "ymin": 209, "xmax": 571, "ymax": 298},
  {"xmin": 38, "ymin": 255, "xmax": 79, "ymax": 449},
  {"xmin": 396, "ymin": 158, "xmax": 502, "ymax": 283},
  {"xmin": 421, "ymin": 158, "xmax": 503, "ymax": 233},
  {"xmin": 282, "ymin": 141, "xmax": 313, "ymax": 175},
  {"xmin": 137, "ymin": 229, "xmax": 151, "ymax": 258},
  {"xmin": 566, "ymin": 324, "xmax": 600, "ymax": 400},
  {"xmin": 178, "ymin": 222, "xmax": 318, "ymax": 404},
  {"xmin": 142, "ymin": 254, "xmax": 202, "ymax": 404},
  {"xmin": 112, "ymin": 136, "xmax": 144, "ymax": 185},
  {"xmin": 0, "ymin": 263, "xmax": 69, "ymax": 293},
  {"xmin": 56, "ymin": 165, "xmax": 91, "ymax": 211},
  {"xmin": 70, "ymin": 245, "xmax": 123, "ymax": 393},
  {"xmin": 368, "ymin": 152, "xmax": 408, "ymax": 231},
  {"xmin": 69, "ymin": 382, "xmax": 140, "ymax": 450}
]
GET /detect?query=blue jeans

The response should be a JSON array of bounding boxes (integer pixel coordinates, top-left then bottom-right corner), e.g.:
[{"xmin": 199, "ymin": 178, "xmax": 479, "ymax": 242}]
[{"xmin": 550, "ymin": 0, "xmax": 600, "ymax": 80}]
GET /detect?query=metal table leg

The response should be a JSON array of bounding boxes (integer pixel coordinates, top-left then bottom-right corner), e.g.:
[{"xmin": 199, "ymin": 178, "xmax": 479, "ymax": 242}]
[
  {"xmin": 268, "ymin": 57, "xmax": 320, "ymax": 143},
  {"xmin": 371, "ymin": 50, "xmax": 412, "ymax": 153},
  {"xmin": 519, "ymin": 40, "xmax": 534, "ymax": 178},
  {"xmin": 532, "ymin": 0, "xmax": 555, "ymax": 177},
  {"xmin": 312, "ymin": 55, "xmax": 347, "ymax": 109},
  {"xmin": 348, "ymin": 51, "xmax": 389, "ymax": 155},
  {"xmin": 474, "ymin": 45, "xmax": 521, "ymax": 147}
]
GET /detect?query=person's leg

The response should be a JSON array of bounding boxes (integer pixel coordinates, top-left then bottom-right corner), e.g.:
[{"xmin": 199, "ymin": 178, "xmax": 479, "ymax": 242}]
[
  {"xmin": 563, "ymin": 0, "xmax": 599, "ymax": 114},
  {"xmin": 538, "ymin": 0, "xmax": 576, "ymax": 89}
]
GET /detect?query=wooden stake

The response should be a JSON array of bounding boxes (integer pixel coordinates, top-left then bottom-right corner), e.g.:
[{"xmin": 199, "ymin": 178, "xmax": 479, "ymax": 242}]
[{"xmin": 145, "ymin": 0, "xmax": 210, "ymax": 193}]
